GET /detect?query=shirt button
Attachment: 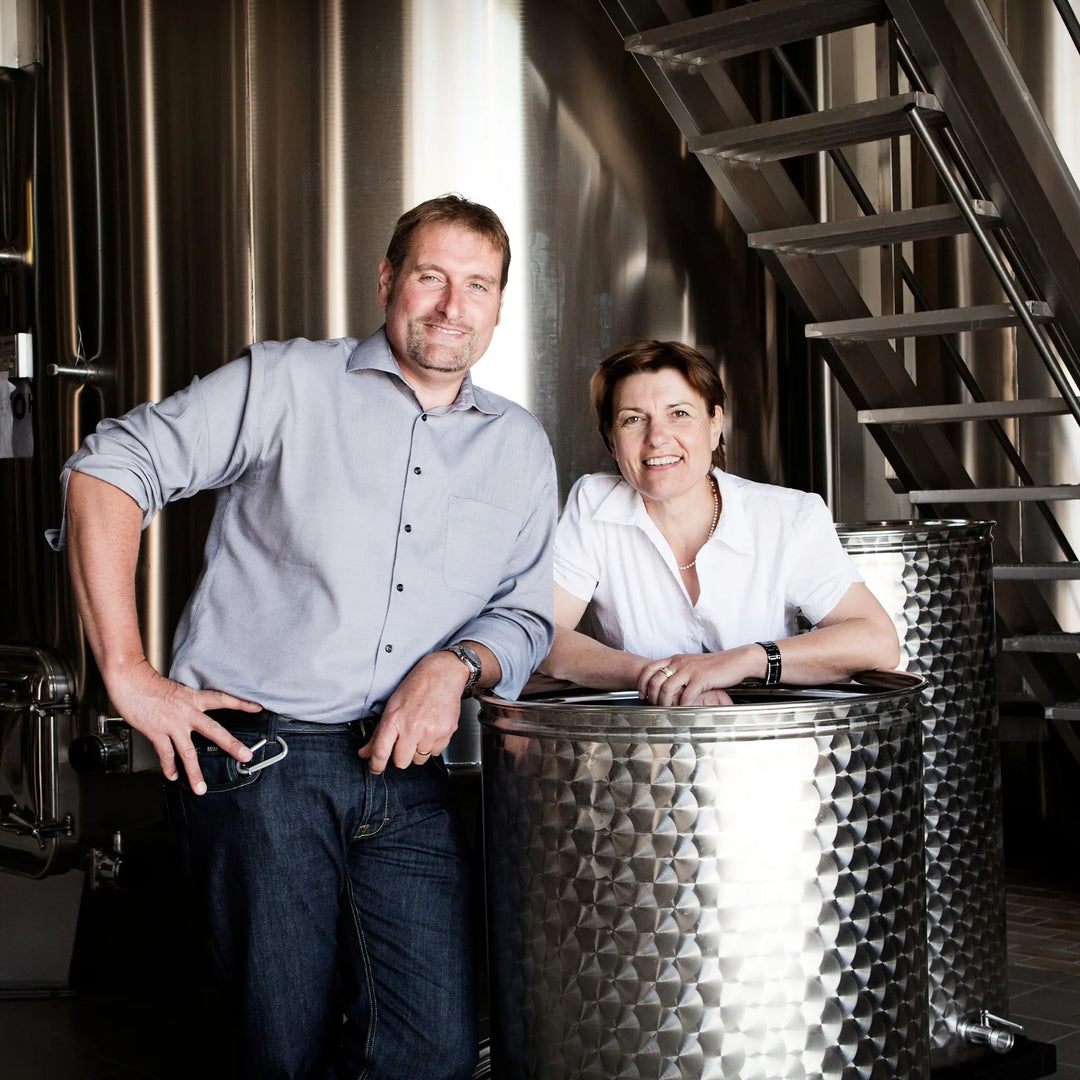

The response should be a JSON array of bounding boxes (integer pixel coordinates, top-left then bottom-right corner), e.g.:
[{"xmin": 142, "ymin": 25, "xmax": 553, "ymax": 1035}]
[
  {"xmin": 385, "ymin": 644, "xmax": 393, "ymax": 653},
  {"xmin": 396, "ymin": 583, "xmax": 404, "ymax": 592},
  {"xmin": 421, "ymin": 414, "xmax": 428, "ymax": 422},
  {"xmin": 413, "ymin": 466, "xmax": 422, "ymax": 475},
  {"xmin": 404, "ymin": 524, "xmax": 412, "ymax": 533}
]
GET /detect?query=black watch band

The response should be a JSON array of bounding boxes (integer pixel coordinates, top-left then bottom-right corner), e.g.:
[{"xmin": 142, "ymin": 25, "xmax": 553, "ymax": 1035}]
[
  {"xmin": 758, "ymin": 640, "xmax": 782, "ymax": 686},
  {"xmin": 443, "ymin": 643, "xmax": 483, "ymax": 697}
]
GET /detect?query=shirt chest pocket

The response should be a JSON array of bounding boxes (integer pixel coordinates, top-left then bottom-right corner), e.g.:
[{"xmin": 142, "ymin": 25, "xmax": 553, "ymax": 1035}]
[{"xmin": 443, "ymin": 495, "xmax": 521, "ymax": 599}]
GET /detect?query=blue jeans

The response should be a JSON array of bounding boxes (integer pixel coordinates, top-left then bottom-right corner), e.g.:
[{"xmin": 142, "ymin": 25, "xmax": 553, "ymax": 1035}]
[{"xmin": 169, "ymin": 713, "xmax": 479, "ymax": 1080}]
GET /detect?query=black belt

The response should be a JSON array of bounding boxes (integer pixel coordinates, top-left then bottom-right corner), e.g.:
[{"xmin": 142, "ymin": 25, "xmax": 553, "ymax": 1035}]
[{"xmin": 205, "ymin": 708, "xmax": 376, "ymax": 738}]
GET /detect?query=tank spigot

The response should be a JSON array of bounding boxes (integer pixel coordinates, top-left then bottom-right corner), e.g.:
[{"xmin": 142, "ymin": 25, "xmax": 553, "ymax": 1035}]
[{"xmin": 957, "ymin": 1011, "xmax": 1023, "ymax": 1053}]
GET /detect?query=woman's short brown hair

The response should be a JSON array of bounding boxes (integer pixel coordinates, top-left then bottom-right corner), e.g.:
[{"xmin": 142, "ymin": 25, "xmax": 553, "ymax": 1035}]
[
  {"xmin": 589, "ymin": 339, "xmax": 727, "ymax": 470},
  {"xmin": 384, "ymin": 194, "xmax": 511, "ymax": 290}
]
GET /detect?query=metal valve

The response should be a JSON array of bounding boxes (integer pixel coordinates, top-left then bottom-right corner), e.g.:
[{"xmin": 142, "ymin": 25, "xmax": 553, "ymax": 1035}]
[
  {"xmin": 90, "ymin": 830, "xmax": 123, "ymax": 890},
  {"xmin": 68, "ymin": 715, "xmax": 131, "ymax": 774},
  {"xmin": 957, "ymin": 1010, "xmax": 1023, "ymax": 1054}
]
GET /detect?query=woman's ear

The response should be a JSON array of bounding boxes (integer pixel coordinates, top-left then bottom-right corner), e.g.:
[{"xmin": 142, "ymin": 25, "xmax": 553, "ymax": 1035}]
[{"xmin": 710, "ymin": 406, "xmax": 724, "ymax": 450}]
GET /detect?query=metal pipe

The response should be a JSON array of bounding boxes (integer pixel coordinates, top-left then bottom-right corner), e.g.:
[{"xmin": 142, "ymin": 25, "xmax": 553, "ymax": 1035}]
[
  {"xmin": 907, "ymin": 104, "xmax": 1080, "ymax": 424},
  {"xmin": 1051, "ymin": 0, "xmax": 1080, "ymax": 58},
  {"xmin": 46, "ymin": 362, "xmax": 112, "ymax": 382}
]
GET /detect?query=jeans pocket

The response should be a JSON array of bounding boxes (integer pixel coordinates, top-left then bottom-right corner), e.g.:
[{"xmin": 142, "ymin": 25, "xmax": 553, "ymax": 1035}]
[{"xmin": 191, "ymin": 736, "xmax": 263, "ymax": 794}]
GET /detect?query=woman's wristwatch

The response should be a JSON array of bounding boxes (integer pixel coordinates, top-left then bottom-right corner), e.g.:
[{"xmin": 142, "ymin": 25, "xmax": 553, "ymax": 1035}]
[
  {"xmin": 443, "ymin": 642, "xmax": 483, "ymax": 697},
  {"xmin": 757, "ymin": 640, "xmax": 782, "ymax": 686}
]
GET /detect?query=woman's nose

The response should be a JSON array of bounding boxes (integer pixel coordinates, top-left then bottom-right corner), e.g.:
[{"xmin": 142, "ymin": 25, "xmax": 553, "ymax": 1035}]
[{"xmin": 645, "ymin": 419, "xmax": 668, "ymax": 444}]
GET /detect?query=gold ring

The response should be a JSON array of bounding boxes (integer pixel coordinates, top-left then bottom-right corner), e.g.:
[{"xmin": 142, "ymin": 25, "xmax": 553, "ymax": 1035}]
[
  {"xmin": 659, "ymin": 666, "xmax": 675, "ymax": 679},
  {"xmin": 417, "ymin": 748, "xmax": 432, "ymax": 756}
]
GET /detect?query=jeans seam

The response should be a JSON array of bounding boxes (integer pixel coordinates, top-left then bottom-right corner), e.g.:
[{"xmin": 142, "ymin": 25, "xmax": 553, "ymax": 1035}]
[
  {"xmin": 345, "ymin": 872, "xmax": 378, "ymax": 1079},
  {"xmin": 353, "ymin": 770, "xmax": 390, "ymax": 840}
]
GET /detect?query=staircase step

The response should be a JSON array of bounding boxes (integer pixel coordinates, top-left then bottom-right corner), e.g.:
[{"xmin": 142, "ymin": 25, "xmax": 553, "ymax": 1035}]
[
  {"xmin": 909, "ymin": 484, "xmax": 1080, "ymax": 504},
  {"xmin": 1002, "ymin": 633, "xmax": 1080, "ymax": 654},
  {"xmin": 625, "ymin": 0, "xmax": 888, "ymax": 65},
  {"xmin": 689, "ymin": 92, "xmax": 945, "ymax": 163},
  {"xmin": 994, "ymin": 563, "xmax": 1080, "ymax": 581},
  {"xmin": 1046, "ymin": 701, "xmax": 1080, "ymax": 721},
  {"xmin": 806, "ymin": 300, "xmax": 1053, "ymax": 342},
  {"xmin": 858, "ymin": 397, "xmax": 1069, "ymax": 424},
  {"xmin": 750, "ymin": 201, "xmax": 1000, "ymax": 254}
]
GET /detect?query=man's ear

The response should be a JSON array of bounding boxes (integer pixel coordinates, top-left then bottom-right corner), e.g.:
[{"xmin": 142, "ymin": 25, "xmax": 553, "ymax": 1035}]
[{"xmin": 377, "ymin": 259, "xmax": 394, "ymax": 310}]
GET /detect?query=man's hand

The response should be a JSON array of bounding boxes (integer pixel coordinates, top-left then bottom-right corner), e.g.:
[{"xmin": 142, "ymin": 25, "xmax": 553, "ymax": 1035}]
[
  {"xmin": 357, "ymin": 651, "xmax": 467, "ymax": 773},
  {"xmin": 105, "ymin": 659, "xmax": 261, "ymax": 795}
]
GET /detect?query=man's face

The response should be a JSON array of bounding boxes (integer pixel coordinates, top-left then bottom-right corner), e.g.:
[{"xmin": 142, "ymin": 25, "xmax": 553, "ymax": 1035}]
[{"xmin": 379, "ymin": 222, "xmax": 504, "ymax": 392}]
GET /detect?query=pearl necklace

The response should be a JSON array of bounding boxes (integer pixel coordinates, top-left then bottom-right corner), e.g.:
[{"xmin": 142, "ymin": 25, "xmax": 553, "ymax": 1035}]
[{"xmin": 677, "ymin": 475, "xmax": 720, "ymax": 572}]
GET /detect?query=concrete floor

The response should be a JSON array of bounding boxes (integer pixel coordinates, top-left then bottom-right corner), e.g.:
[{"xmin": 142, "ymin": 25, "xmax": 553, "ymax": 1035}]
[{"xmin": 1007, "ymin": 872, "xmax": 1080, "ymax": 1080}]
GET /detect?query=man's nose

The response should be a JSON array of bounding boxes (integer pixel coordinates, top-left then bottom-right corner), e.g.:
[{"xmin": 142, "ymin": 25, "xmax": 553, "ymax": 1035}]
[{"xmin": 438, "ymin": 282, "xmax": 465, "ymax": 319}]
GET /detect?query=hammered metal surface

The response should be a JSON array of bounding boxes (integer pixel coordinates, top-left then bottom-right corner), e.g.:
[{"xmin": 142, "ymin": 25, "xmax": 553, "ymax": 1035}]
[
  {"xmin": 482, "ymin": 684, "xmax": 929, "ymax": 1080},
  {"xmin": 838, "ymin": 521, "xmax": 1008, "ymax": 1064}
]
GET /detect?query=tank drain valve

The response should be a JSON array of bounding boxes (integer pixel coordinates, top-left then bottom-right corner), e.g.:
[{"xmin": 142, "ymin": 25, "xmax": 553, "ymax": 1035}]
[{"xmin": 958, "ymin": 1011, "xmax": 1023, "ymax": 1053}]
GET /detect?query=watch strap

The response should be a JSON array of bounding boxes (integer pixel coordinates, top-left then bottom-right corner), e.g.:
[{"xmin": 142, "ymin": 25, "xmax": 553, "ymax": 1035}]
[
  {"xmin": 757, "ymin": 640, "xmax": 782, "ymax": 686},
  {"xmin": 444, "ymin": 643, "xmax": 483, "ymax": 697}
]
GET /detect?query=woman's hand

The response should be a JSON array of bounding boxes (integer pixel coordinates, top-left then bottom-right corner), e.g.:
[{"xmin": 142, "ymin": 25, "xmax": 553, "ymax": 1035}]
[{"xmin": 638, "ymin": 646, "xmax": 762, "ymax": 706}]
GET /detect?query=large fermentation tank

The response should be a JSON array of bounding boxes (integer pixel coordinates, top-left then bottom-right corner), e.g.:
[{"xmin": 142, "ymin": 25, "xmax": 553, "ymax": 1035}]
[
  {"xmin": 481, "ymin": 673, "xmax": 930, "ymax": 1080},
  {"xmin": 837, "ymin": 521, "xmax": 1007, "ymax": 1067}
]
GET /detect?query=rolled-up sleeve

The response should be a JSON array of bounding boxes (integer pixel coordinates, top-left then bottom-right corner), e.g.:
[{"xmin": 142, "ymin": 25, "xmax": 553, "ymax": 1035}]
[
  {"xmin": 47, "ymin": 354, "xmax": 261, "ymax": 549},
  {"xmin": 454, "ymin": 444, "xmax": 558, "ymax": 700}
]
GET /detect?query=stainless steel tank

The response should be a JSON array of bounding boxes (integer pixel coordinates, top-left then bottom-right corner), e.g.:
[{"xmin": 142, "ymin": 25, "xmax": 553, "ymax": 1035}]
[
  {"xmin": 481, "ymin": 673, "xmax": 930, "ymax": 1080},
  {"xmin": 836, "ymin": 521, "xmax": 1007, "ymax": 1066}
]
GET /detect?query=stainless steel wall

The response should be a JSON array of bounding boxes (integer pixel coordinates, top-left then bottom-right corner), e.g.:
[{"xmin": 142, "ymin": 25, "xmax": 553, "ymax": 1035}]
[{"xmin": 2, "ymin": 0, "xmax": 773, "ymax": 732}]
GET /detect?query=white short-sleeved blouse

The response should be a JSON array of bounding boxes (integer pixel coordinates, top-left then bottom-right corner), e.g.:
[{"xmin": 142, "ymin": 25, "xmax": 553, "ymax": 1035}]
[{"xmin": 553, "ymin": 469, "xmax": 861, "ymax": 658}]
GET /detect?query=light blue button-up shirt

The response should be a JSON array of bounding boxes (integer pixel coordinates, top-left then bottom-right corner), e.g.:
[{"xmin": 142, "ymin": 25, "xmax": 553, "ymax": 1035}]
[{"xmin": 52, "ymin": 329, "xmax": 557, "ymax": 723}]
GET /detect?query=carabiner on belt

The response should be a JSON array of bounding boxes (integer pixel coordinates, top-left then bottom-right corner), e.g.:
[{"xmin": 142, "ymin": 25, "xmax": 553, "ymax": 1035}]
[{"xmin": 235, "ymin": 736, "xmax": 289, "ymax": 776}]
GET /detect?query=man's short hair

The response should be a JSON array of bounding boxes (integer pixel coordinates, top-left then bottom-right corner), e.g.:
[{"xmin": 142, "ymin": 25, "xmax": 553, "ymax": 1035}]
[{"xmin": 385, "ymin": 194, "xmax": 511, "ymax": 291}]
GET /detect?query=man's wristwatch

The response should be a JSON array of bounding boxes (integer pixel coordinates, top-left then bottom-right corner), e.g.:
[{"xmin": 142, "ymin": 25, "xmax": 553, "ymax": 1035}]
[{"xmin": 443, "ymin": 642, "xmax": 483, "ymax": 697}]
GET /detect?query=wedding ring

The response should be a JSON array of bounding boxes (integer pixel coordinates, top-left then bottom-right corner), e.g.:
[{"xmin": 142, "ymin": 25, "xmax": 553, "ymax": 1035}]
[
  {"xmin": 417, "ymin": 748, "xmax": 432, "ymax": 756},
  {"xmin": 659, "ymin": 666, "xmax": 675, "ymax": 679}
]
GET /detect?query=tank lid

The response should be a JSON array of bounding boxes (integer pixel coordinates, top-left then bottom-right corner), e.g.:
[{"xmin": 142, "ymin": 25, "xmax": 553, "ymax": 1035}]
[{"xmin": 479, "ymin": 670, "xmax": 926, "ymax": 740}]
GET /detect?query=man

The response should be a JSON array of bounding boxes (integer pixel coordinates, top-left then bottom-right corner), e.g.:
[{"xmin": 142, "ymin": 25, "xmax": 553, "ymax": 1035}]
[{"xmin": 52, "ymin": 195, "xmax": 557, "ymax": 1079}]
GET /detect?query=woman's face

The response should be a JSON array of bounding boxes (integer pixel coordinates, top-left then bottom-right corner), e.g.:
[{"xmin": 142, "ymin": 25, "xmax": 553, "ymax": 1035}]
[{"xmin": 609, "ymin": 368, "xmax": 723, "ymax": 504}]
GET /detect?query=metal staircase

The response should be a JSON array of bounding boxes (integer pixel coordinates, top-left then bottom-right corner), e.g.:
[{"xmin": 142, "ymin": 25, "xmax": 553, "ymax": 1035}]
[{"xmin": 599, "ymin": 0, "xmax": 1080, "ymax": 754}]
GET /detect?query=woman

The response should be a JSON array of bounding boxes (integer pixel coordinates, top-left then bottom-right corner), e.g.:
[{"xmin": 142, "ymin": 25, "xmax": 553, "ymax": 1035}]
[{"xmin": 539, "ymin": 339, "xmax": 900, "ymax": 705}]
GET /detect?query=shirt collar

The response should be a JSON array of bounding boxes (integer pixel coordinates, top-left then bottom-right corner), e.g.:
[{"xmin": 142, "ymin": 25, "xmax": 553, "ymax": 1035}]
[
  {"xmin": 593, "ymin": 467, "xmax": 755, "ymax": 554},
  {"xmin": 346, "ymin": 327, "xmax": 502, "ymax": 416}
]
